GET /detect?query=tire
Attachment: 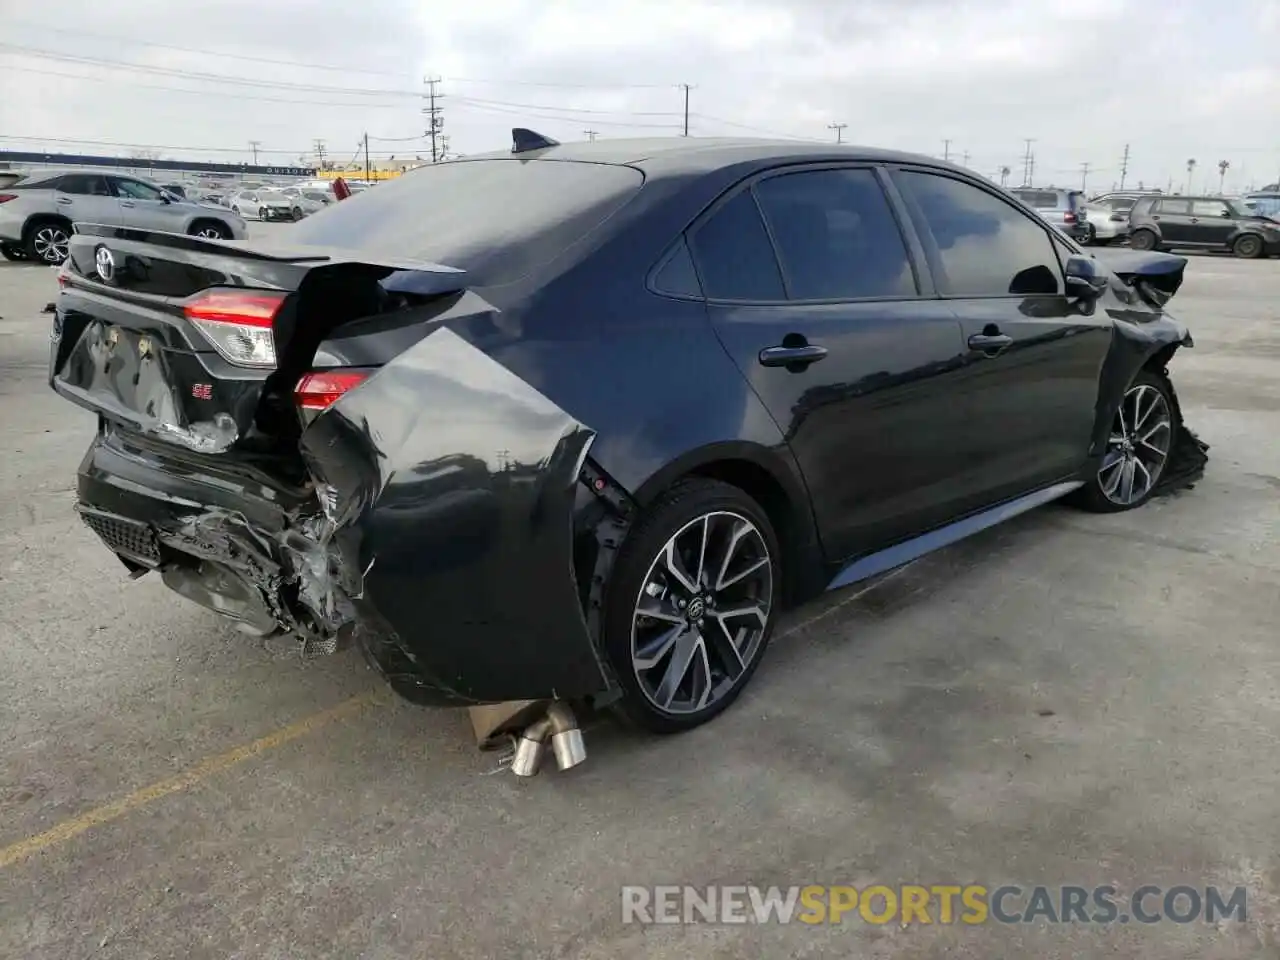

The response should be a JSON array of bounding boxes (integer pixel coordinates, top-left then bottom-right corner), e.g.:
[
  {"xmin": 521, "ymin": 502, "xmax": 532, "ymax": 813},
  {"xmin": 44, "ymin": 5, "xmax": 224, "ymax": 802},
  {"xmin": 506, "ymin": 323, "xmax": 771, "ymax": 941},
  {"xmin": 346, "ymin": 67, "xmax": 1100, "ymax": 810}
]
[
  {"xmin": 602, "ymin": 478, "xmax": 781, "ymax": 734},
  {"xmin": 1233, "ymin": 233, "xmax": 1264, "ymax": 259},
  {"xmin": 292, "ymin": 207, "xmax": 303, "ymax": 220},
  {"xmin": 1, "ymin": 244, "xmax": 27, "ymax": 261},
  {"xmin": 1079, "ymin": 224, "xmax": 1095, "ymax": 246},
  {"xmin": 189, "ymin": 221, "xmax": 230, "ymax": 240},
  {"xmin": 24, "ymin": 220, "xmax": 71, "ymax": 265},
  {"xmin": 1072, "ymin": 369, "xmax": 1178, "ymax": 514},
  {"xmin": 1128, "ymin": 228, "xmax": 1158, "ymax": 251}
]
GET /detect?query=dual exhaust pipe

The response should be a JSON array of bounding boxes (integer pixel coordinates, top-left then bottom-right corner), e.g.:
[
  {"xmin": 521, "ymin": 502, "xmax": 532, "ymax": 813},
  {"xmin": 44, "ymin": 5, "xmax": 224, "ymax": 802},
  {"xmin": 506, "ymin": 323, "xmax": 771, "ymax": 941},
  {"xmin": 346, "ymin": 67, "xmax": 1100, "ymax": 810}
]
[{"xmin": 510, "ymin": 701, "xmax": 587, "ymax": 778}]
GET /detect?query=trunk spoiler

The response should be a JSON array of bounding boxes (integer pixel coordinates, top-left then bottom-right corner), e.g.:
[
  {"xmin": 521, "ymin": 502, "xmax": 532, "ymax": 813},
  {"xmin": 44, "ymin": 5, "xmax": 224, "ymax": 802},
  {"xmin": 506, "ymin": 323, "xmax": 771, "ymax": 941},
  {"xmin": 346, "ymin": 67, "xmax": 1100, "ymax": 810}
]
[{"xmin": 71, "ymin": 222, "xmax": 469, "ymax": 294}]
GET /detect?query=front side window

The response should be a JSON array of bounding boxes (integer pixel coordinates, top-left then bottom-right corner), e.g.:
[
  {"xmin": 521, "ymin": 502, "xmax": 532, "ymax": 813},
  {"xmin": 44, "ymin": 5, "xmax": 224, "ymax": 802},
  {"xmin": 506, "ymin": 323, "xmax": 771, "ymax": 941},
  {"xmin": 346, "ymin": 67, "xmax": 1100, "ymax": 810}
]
[
  {"xmin": 113, "ymin": 179, "xmax": 165, "ymax": 201},
  {"xmin": 753, "ymin": 168, "xmax": 916, "ymax": 300},
  {"xmin": 897, "ymin": 171, "xmax": 1062, "ymax": 297},
  {"xmin": 1191, "ymin": 200, "xmax": 1229, "ymax": 217},
  {"xmin": 688, "ymin": 189, "xmax": 785, "ymax": 301}
]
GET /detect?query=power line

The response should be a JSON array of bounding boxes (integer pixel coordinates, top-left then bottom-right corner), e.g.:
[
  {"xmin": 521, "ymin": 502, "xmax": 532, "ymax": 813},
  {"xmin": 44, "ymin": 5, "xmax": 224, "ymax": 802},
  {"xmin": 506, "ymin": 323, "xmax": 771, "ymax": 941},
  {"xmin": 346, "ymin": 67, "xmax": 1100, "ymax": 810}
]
[
  {"xmin": 445, "ymin": 75, "xmax": 671, "ymax": 90},
  {"xmin": 5, "ymin": 19, "xmax": 412, "ymax": 77},
  {"xmin": 450, "ymin": 94, "xmax": 680, "ymax": 117},
  {"xmin": 455, "ymin": 101, "xmax": 680, "ymax": 130}
]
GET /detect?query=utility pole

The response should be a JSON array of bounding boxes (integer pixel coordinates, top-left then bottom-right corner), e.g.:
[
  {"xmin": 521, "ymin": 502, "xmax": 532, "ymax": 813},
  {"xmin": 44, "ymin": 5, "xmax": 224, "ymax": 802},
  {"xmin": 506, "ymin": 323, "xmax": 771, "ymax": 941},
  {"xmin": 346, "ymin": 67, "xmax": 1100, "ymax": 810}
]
[
  {"xmin": 1119, "ymin": 143, "xmax": 1130, "ymax": 190},
  {"xmin": 1021, "ymin": 138, "xmax": 1036, "ymax": 187},
  {"xmin": 248, "ymin": 140, "xmax": 261, "ymax": 165},
  {"xmin": 582, "ymin": 129, "xmax": 598, "ymax": 141},
  {"xmin": 1080, "ymin": 161, "xmax": 1090, "ymax": 191},
  {"xmin": 961, "ymin": 150, "xmax": 970, "ymax": 167},
  {"xmin": 679, "ymin": 84, "xmax": 694, "ymax": 137},
  {"xmin": 828, "ymin": 122, "xmax": 847, "ymax": 144},
  {"xmin": 363, "ymin": 133, "xmax": 370, "ymax": 182},
  {"xmin": 423, "ymin": 77, "xmax": 444, "ymax": 162},
  {"xmin": 312, "ymin": 139, "xmax": 327, "ymax": 170},
  {"xmin": 942, "ymin": 139, "xmax": 951, "ymax": 161}
]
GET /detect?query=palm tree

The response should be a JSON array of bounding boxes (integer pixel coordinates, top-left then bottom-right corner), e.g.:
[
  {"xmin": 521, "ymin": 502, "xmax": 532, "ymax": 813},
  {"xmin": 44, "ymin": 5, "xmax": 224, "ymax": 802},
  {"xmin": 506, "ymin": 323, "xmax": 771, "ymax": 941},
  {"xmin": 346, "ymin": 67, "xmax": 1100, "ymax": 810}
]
[
  {"xmin": 1185, "ymin": 158, "xmax": 1197, "ymax": 194},
  {"xmin": 1218, "ymin": 160, "xmax": 1230, "ymax": 195}
]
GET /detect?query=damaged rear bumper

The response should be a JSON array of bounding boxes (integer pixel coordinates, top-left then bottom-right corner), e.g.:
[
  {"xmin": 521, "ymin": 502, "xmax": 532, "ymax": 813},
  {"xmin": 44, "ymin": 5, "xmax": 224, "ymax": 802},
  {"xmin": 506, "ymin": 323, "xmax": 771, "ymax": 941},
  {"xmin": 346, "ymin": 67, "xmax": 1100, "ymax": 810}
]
[{"xmin": 75, "ymin": 327, "xmax": 619, "ymax": 707}]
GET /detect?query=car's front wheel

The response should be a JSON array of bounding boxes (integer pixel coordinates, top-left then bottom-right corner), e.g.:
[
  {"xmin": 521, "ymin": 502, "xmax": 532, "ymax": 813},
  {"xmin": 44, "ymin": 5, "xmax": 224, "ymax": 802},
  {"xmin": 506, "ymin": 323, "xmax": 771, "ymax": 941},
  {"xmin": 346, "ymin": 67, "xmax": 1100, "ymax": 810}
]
[
  {"xmin": 1, "ymin": 243, "xmax": 27, "ymax": 261},
  {"xmin": 1075, "ymin": 369, "xmax": 1177, "ymax": 513},
  {"xmin": 1233, "ymin": 234, "xmax": 1265, "ymax": 259},
  {"xmin": 603, "ymin": 478, "xmax": 780, "ymax": 734},
  {"xmin": 189, "ymin": 221, "xmax": 230, "ymax": 240}
]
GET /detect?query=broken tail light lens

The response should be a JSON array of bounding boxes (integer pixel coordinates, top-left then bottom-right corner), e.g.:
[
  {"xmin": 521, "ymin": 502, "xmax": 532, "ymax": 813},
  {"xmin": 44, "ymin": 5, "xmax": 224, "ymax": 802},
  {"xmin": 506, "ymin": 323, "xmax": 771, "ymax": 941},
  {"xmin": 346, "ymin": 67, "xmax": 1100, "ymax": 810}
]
[
  {"xmin": 1063, "ymin": 211, "xmax": 1078, "ymax": 224},
  {"xmin": 184, "ymin": 289, "xmax": 286, "ymax": 368},
  {"xmin": 295, "ymin": 369, "xmax": 371, "ymax": 420},
  {"xmin": 0, "ymin": 194, "xmax": 17, "ymax": 204}
]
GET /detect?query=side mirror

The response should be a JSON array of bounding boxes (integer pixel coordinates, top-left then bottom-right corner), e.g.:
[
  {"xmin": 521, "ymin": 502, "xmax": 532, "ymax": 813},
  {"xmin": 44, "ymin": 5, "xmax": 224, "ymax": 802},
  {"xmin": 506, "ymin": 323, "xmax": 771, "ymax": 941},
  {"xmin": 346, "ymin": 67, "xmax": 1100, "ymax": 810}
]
[
  {"xmin": 160, "ymin": 193, "xmax": 172, "ymax": 204},
  {"xmin": 1063, "ymin": 255, "xmax": 1109, "ymax": 298},
  {"xmin": 1222, "ymin": 210, "xmax": 1233, "ymax": 218}
]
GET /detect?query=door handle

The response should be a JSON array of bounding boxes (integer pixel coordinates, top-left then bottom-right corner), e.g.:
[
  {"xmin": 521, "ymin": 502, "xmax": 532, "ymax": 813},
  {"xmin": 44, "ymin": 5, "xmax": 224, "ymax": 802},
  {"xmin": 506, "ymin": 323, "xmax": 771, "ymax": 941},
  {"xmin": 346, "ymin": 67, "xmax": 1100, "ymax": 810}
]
[
  {"xmin": 1190, "ymin": 217, "xmax": 1200, "ymax": 223},
  {"xmin": 758, "ymin": 344, "xmax": 828, "ymax": 368},
  {"xmin": 119, "ymin": 201, "xmax": 136, "ymax": 208},
  {"xmin": 56, "ymin": 197, "xmax": 73, "ymax": 205},
  {"xmin": 967, "ymin": 332, "xmax": 1013, "ymax": 356},
  {"xmin": 1152, "ymin": 215, "xmax": 1161, "ymax": 220}
]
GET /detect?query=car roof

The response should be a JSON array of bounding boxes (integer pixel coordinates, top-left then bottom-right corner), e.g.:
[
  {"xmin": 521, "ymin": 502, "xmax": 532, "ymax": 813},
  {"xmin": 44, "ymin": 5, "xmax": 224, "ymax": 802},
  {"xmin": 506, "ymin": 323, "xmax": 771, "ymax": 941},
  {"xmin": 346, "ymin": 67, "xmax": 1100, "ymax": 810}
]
[
  {"xmin": 17, "ymin": 166, "xmax": 128, "ymax": 180},
  {"xmin": 458, "ymin": 135, "xmax": 974, "ymax": 179}
]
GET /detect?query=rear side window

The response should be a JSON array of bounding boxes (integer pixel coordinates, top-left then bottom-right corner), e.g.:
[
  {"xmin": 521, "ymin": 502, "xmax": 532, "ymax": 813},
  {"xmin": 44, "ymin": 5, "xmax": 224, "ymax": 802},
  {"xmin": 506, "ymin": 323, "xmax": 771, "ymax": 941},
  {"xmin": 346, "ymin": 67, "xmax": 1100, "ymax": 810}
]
[
  {"xmin": 1154, "ymin": 198, "xmax": 1191, "ymax": 215},
  {"xmin": 290, "ymin": 158, "xmax": 645, "ymax": 286},
  {"xmin": 688, "ymin": 190, "xmax": 785, "ymax": 300},
  {"xmin": 897, "ymin": 171, "xmax": 1062, "ymax": 298},
  {"xmin": 753, "ymin": 168, "xmax": 915, "ymax": 299},
  {"xmin": 1108, "ymin": 197, "xmax": 1136, "ymax": 211},
  {"xmin": 651, "ymin": 238, "xmax": 703, "ymax": 298},
  {"xmin": 59, "ymin": 174, "xmax": 112, "ymax": 196}
]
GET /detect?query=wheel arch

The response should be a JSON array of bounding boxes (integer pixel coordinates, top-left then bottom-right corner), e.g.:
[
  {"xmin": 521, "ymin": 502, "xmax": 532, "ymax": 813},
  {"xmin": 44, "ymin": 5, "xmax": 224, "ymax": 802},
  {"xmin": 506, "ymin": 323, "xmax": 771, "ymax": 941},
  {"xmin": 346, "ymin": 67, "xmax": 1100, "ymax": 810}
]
[
  {"xmin": 629, "ymin": 441, "xmax": 827, "ymax": 606},
  {"xmin": 22, "ymin": 212, "xmax": 73, "ymax": 239},
  {"xmin": 186, "ymin": 215, "xmax": 229, "ymax": 235}
]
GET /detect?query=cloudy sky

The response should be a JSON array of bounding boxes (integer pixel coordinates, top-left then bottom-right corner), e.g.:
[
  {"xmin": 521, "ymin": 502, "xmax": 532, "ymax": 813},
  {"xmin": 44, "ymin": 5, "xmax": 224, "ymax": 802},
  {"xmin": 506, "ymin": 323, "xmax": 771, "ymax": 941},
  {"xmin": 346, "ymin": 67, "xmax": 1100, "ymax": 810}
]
[{"xmin": 1, "ymin": 0, "xmax": 1278, "ymax": 192}]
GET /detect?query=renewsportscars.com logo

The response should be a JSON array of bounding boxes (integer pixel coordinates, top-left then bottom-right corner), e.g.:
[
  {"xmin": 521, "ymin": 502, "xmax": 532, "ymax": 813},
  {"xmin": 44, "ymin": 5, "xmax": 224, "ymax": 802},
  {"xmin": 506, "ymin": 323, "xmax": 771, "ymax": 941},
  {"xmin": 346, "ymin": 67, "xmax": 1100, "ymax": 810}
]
[{"xmin": 621, "ymin": 884, "xmax": 1248, "ymax": 926}]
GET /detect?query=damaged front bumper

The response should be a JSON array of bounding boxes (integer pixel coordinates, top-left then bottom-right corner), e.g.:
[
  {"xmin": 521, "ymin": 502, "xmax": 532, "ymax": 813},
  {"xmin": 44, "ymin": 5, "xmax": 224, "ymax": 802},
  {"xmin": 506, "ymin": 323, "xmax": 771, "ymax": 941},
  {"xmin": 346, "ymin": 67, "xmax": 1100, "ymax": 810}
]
[{"xmin": 75, "ymin": 327, "xmax": 621, "ymax": 707}]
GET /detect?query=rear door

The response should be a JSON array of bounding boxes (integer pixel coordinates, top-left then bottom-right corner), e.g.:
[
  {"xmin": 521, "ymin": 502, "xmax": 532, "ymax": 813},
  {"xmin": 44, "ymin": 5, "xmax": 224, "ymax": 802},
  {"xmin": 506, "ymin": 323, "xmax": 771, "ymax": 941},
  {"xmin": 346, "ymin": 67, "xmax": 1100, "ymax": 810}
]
[
  {"xmin": 692, "ymin": 164, "xmax": 974, "ymax": 562},
  {"xmin": 54, "ymin": 173, "xmax": 123, "ymax": 228},
  {"xmin": 891, "ymin": 168, "xmax": 1113, "ymax": 509},
  {"xmin": 1150, "ymin": 197, "xmax": 1195, "ymax": 244},
  {"xmin": 111, "ymin": 176, "xmax": 189, "ymax": 233}
]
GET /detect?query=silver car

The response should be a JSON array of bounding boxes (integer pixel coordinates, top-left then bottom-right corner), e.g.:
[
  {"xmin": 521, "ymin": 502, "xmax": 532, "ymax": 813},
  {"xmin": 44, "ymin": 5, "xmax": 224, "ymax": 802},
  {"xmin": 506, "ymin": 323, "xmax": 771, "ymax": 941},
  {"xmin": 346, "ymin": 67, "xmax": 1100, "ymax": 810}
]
[
  {"xmin": 1009, "ymin": 187, "xmax": 1092, "ymax": 244},
  {"xmin": 0, "ymin": 168, "xmax": 247, "ymax": 264},
  {"xmin": 229, "ymin": 189, "xmax": 298, "ymax": 222}
]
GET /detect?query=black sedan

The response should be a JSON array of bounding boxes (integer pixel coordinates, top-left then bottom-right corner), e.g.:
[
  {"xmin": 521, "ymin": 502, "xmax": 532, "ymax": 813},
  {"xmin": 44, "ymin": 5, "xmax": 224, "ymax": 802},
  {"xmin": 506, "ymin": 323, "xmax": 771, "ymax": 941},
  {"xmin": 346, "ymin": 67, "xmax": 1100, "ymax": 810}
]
[{"xmin": 49, "ymin": 132, "xmax": 1206, "ymax": 740}]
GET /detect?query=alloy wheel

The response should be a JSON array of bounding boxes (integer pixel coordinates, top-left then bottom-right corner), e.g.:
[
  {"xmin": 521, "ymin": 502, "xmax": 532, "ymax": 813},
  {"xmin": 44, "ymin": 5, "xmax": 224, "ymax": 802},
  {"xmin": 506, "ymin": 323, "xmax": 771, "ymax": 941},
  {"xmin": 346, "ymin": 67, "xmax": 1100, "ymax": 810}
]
[
  {"xmin": 195, "ymin": 226, "xmax": 224, "ymax": 239},
  {"xmin": 33, "ymin": 226, "xmax": 69, "ymax": 263},
  {"xmin": 1098, "ymin": 383, "xmax": 1172, "ymax": 505},
  {"xmin": 630, "ymin": 511, "xmax": 773, "ymax": 715}
]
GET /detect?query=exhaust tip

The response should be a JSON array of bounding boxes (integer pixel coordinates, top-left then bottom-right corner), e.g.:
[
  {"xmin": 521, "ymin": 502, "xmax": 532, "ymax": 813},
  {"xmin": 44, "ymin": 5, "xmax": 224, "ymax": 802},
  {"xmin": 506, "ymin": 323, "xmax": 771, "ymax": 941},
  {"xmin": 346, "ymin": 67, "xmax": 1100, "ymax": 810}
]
[
  {"xmin": 551, "ymin": 728, "xmax": 586, "ymax": 771},
  {"xmin": 511, "ymin": 737, "xmax": 546, "ymax": 778}
]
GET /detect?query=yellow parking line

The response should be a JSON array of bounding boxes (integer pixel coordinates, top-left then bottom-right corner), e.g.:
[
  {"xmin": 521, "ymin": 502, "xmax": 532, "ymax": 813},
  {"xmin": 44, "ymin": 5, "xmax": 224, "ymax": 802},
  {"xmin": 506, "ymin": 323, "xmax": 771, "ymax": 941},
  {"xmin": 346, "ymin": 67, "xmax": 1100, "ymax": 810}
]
[{"xmin": 0, "ymin": 692, "xmax": 383, "ymax": 870}]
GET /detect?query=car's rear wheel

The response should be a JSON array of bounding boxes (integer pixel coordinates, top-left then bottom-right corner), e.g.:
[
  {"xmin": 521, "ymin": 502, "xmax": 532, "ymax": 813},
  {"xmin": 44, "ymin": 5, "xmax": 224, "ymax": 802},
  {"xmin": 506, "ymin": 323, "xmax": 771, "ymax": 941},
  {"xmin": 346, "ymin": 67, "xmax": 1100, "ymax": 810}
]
[
  {"xmin": 1128, "ymin": 228, "xmax": 1158, "ymax": 251},
  {"xmin": 1079, "ymin": 223, "xmax": 1096, "ymax": 245},
  {"xmin": 1074, "ymin": 369, "xmax": 1177, "ymax": 513},
  {"xmin": 603, "ymin": 478, "xmax": 780, "ymax": 733},
  {"xmin": 1233, "ymin": 234, "xmax": 1264, "ymax": 259},
  {"xmin": 25, "ymin": 221, "xmax": 71, "ymax": 264}
]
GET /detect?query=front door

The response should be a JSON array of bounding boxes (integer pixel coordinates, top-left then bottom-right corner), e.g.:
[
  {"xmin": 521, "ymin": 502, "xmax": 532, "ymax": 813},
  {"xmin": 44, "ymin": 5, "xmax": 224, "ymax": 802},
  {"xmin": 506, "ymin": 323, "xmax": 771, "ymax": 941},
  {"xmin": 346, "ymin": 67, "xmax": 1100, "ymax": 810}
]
[
  {"xmin": 890, "ymin": 168, "xmax": 1114, "ymax": 510},
  {"xmin": 110, "ymin": 177, "xmax": 188, "ymax": 233},
  {"xmin": 53, "ymin": 173, "xmax": 122, "ymax": 229},
  {"xmin": 690, "ymin": 165, "xmax": 975, "ymax": 562},
  {"xmin": 1188, "ymin": 198, "xmax": 1237, "ymax": 246}
]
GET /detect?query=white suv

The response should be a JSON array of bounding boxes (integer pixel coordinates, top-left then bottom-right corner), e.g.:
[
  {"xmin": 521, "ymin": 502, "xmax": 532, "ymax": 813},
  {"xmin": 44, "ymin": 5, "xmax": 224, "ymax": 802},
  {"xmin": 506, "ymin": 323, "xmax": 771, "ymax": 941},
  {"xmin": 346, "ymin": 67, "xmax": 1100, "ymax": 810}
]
[{"xmin": 0, "ymin": 168, "xmax": 247, "ymax": 264}]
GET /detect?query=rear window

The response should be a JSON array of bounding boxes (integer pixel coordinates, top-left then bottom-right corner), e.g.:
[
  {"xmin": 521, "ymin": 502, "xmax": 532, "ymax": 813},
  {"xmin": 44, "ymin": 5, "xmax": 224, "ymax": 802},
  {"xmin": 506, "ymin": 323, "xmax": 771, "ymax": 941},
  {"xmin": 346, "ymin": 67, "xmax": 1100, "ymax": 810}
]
[
  {"xmin": 290, "ymin": 159, "xmax": 645, "ymax": 286},
  {"xmin": 1013, "ymin": 190, "xmax": 1060, "ymax": 208}
]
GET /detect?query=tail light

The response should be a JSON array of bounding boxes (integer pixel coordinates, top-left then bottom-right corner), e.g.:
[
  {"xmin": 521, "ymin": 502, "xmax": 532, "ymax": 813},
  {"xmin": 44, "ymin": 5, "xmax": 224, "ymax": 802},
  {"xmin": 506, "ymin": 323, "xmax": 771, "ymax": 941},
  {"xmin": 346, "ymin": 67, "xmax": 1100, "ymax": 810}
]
[
  {"xmin": 295, "ymin": 369, "xmax": 371, "ymax": 422},
  {"xmin": 0, "ymin": 194, "xmax": 17, "ymax": 204},
  {"xmin": 184, "ymin": 288, "xmax": 286, "ymax": 367},
  {"xmin": 1063, "ymin": 211, "xmax": 1078, "ymax": 224}
]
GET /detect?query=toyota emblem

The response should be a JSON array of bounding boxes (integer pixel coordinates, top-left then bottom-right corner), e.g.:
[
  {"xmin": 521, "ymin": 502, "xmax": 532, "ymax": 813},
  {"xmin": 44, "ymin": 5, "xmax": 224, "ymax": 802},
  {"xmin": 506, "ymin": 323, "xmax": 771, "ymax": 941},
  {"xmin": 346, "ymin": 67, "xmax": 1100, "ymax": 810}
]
[{"xmin": 94, "ymin": 245, "xmax": 115, "ymax": 283}]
